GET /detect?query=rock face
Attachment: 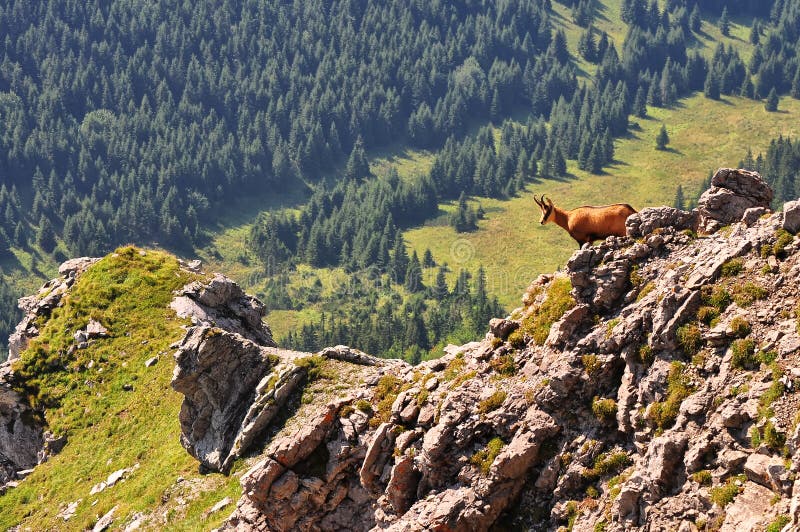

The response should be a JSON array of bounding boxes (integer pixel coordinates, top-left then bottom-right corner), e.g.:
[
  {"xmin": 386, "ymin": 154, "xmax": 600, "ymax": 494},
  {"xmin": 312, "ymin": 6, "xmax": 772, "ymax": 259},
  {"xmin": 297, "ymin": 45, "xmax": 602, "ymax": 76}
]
[
  {"xmin": 697, "ymin": 167, "xmax": 774, "ymax": 232},
  {"xmin": 174, "ymin": 169, "xmax": 800, "ymax": 531},
  {"xmin": 1, "ymin": 257, "xmax": 99, "ymax": 489},
  {"xmin": 170, "ymin": 273, "xmax": 275, "ymax": 346}
]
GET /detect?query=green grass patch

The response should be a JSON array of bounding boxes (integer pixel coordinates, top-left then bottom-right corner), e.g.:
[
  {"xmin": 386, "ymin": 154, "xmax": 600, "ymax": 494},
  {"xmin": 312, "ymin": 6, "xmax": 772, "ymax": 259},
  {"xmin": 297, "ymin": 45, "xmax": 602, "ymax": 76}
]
[
  {"xmin": 766, "ymin": 515, "xmax": 791, "ymax": 532},
  {"xmin": 730, "ymin": 338, "xmax": 757, "ymax": 370},
  {"xmin": 647, "ymin": 362, "xmax": 695, "ymax": 433},
  {"xmin": 729, "ymin": 316, "xmax": 751, "ymax": 337},
  {"xmin": 1, "ymin": 247, "xmax": 243, "ymax": 530},
  {"xmin": 369, "ymin": 374, "xmax": 408, "ymax": 428},
  {"xmin": 691, "ymin": 470, "xmax": 712, "ymax": 486},
  {"xmin": 478, "ymin": 390, "xmax": 507, "ymax": 415},
  {"xmin": 710, "ymin": 475, "xmax": 746, "ymax": 508},
  {"xmin": 470, "ymin": 436, "xmax": 505, "ymax": 474},
  {"xmin": 720, "ymin": 258, "xmax": 744, "ymax": 277},
  {"xmin": 519, "ymin": 276, "xmax": 576, "ymax": 345},
  {"xmin": 489, "ymin": 353, "xmax": 517, "ymax": 377},
  {"xmin": 582, "ymin": 354, "xmax": 602, "ymax": 375},
  {"xmin": 677, "ymin": 323, "xmax": 703, "ymax": 356},
  {"xmin": 582, "ymin": 451, "xmax": 631, "ymax": 482},
  {"xmin": 731, "ymin": 282, "xmax": 767, "ymax": 308},
  {"xmin": 591, "ymin": 397, "xmax": 617, "ymax": 424}
]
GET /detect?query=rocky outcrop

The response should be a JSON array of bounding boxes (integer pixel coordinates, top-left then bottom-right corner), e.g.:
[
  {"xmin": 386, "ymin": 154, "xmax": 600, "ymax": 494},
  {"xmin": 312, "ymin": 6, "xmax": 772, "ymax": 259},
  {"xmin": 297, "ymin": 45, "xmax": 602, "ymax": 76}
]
[
  {"xmin": 170, "ymin": 169, "xmax": 800, "ymax": 531},
  {"xmin": 1, "ymin": 257, "xmax": 99, "ymax": 490},
  {"xmin": 697, "ymin": 167, "xmax": 774, "ymax": 232},
  {"xmin": 170, "ymin": 273, "xmax": 275, "ymax": 346},
  {"xmin": 7, "ymin": 257, "xmax": 99, "ymax": 361}
]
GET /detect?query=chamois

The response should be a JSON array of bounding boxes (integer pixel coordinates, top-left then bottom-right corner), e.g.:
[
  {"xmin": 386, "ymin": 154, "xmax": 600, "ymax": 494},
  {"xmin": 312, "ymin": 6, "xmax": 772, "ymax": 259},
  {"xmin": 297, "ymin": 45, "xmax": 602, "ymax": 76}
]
[{"xmin": 534, "ymin": 195, "xmax": 637, "ymax": 247}]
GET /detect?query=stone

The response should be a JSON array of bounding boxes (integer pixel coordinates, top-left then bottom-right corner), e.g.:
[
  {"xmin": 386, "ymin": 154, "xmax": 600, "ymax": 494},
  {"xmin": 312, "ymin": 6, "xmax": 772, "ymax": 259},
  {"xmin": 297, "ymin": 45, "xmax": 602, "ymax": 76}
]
[
  {"xmin": 741, "ymin": 206, "xmax": 766, "ymax": 226},
  {"xmin": 782, "ymin": 199, "xmax": 800, "ymax": 234},
  {"xmin": 144, "ymin": 356, "xmax": 159, "ymax": 367},
  {"xmin": 719, "ymin": 481, "xmax": 773, "ymax": 531},
  {"xmin": 698, "ymin": 168, "xmax": 773, "ymax": 231},
  {"xmin": 92, "ymin": 505, "xmax": 117, "ymax": 532},
  {"xmin": 489, "ymin": 318, "xmax": 519, "ymax": 340},
  {"xmin": 386, "ymin": 455, "xmax": 420, "ymax": 514},
  {"xmin": 625, "ymin": 206, "xmax": 699, "ymax": 238}
]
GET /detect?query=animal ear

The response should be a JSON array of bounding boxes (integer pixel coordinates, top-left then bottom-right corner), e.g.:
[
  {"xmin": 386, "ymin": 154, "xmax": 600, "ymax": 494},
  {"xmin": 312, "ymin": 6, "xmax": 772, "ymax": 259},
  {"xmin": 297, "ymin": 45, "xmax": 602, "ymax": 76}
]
[{"xmin": 546, "ymin": 196, "xmax": 554, "ymax": 208}]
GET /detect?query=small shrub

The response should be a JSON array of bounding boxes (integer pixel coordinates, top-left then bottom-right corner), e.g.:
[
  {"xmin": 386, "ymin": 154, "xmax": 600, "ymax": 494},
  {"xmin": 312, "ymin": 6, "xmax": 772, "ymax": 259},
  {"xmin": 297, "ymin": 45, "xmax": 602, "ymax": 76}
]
[
  {"xmin": 586, "ymin": 485, "xmax": 599, "ymax": 498},
  {"xmin": 605, "ymin": 319, "xmax": 620, "ymax": 339},
  {"xmin": 697, "ymin": 305, "xmax": 720, "ymax": 325},
  {"xmin": 750, "ymin": 426, "xmax": 762, "ymax": 447},
  {"xmin": 593, "ymin": 520, "xmax": 607, "ymax": 532},
  {"xmin": 636, "ymin": 281, "xmax": 655, "ymax": 302},
  {"xmin": 442, "ymin": 354, "xmax": 466, "ymax": 381},
  {"xmin": 507, "ymin": 329, "xmax": 526, "ymax": 348},
  {"xmin": 758, "ymin": 350, "xmax": 778, "ymax": 365},
  {"xmin": 582, "ymin": 354, "xmax": 602, "ymax": 375},
  {"xmin": 762, "ymin": 420, "xmax": 785, "ymax": 451},
  {"xmin": 354, "ymin": 400, "xmax": 372, "ymax": 414},
  {"xmin": 490, "ymin": 354, "xmax": 516, "ymax": 377},
  {"xmin": 677, "ymin": 323, "xmax": 703, "ymax": 356},
  {"xmin": 647, "ymin": 362, "xmax": 695, "ymax": 432},
  {"xmin": 591, "ymin": 396, "xmax": 617, "ymax": 423},
  {"xmin": 449, "ymin": 370, "xmax": 477, "ymax": 389},
  {"xmin": 369, "ymin": 374, "xmax": 407, "ymax": 427},
  {"xmin": 582, "ymin": 451, "xmax": 631, "ymax": 481},
  {"xmin": 638, "ymin": 344, "xmax": 654, "ymax": 365},
  {"xmin": 490, "ymin": 336, "xmax": 503, "ymax": 349},
  {"xmin": 471, "ymin": 436, "xmax": 505, "ymax": 474},
  {"xmin": 478, "ymin": 390, "xmax": 507, "ymax": 415},
  {"xmin": 691, "ymin": 470, "xmax": 712, "ymax": 486},
  {"xmin": 339, "ymin": 405, "xmax": 355, "ymax": 417},
  {"xmin": 295, "ymin": 355, "xmax": 332, "ymax": 381},
  {"xmin": 519, "ymin": 277, "xmax": 576, "ymax": 345},
  {"xmin": 766, "ymin": 515, "xmax": 791, "ymax": 532},
  {"xmin": 732, "ymin": 282, "xmax": 767, "ymax": 307},
  {"xmin": 720, "ymin": 258, "xmax": 744, "ymax": 277},
  {"xmin": 629, "ymin": 266, "xmax": 643, "ymax": 287},
  {"xmin": 565, "ymin": 500, "xmax": 579, "ymax": 531},
  {"xmin": 729, "ymin": 316, "xmax": 751, "ymax": 337},
  {"xmin": 702, "ymin": 285, "xmax": 731, "ymax": 312},
  {"xmin": 730, "ymin": 338, "xmax": 757, "ymax": 369},
  {"xmin": 710, "ymin": 475, "xmax": 745, "ymax": 507},
  {"xmin": 772, "ymin": 229, "xmax": 794, "ymax": 256}
]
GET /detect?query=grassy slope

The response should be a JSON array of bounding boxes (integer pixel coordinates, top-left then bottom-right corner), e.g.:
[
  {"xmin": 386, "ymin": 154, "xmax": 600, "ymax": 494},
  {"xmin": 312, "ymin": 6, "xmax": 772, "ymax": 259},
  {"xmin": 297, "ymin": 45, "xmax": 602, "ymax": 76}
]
[
  {"xmin": 0, "ymin": 247, "xmax": 240, "ymax": 531},
  {"xmin": 405, "ymin": 94, "xmax": 800, "ymax": 309}
]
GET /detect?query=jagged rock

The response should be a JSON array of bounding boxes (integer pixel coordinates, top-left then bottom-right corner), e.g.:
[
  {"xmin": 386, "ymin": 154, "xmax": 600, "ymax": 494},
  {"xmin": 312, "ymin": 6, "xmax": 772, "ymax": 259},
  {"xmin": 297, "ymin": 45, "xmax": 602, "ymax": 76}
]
[
  {"xmin": 697, "ymin": 168, "xmax": 773, "ymax": 232},
  {"xmin": 171, "ymin": 325, "xmax": 304, "ymax": 472},
  {"xmin": 783, "ymin": 199, "xmax": 800, "ymax": 234},
  {"xmin": 92, "ymin": 506, "xmax": 117, "ymax": 532},
  {"xmin": 489, "ymin": 318, "xmax": 519, "ymax": 340},
  {"xmin": 170, "ymin": 273, "xmax": 275, "ymax": 346},
  {"xmin": 742, "ymin": 206, "xmax": 767, "ymax": 226},
  {"xmin": 625, "ymin": 206, "xmax": 699, "ymax": 238},
  {"xmin": 719, "ymin": 481, "xmax": 773, "ymax": 531},
  {"xmin": 642, "ymin": 434, "xmax": 688, "ymax": 498},
  {"xmin": 319, "ymin": 345, "xmax": 384, "ymax": 366},
  {"xmin": 360, "ymin": 423, "xmax": 396, "ymax": 494},
  {"xmin": 744, "ymin": 454, "xmax": 791, "ymax": 494},
  {"xmin": 58, "ymin": 257, "xmax": 101, "ymax": 277},
  {"xmin": 0, "ymin": 371, "xmax": 46, "ymax": 487},
  {"xmin": 386, "ymin": 455, "xmax": 420, "ymax": 514}
]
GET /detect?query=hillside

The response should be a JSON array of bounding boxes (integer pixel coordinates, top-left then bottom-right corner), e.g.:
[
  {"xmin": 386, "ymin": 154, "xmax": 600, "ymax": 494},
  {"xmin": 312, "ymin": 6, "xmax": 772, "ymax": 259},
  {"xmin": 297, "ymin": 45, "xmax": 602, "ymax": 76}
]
[
  {"xmin": 5, "ymin": 0, "xmax": 798, "ymax": 361},
  {"xmin": 1, "ymin": 168, "xmax": 800, "ymax": 530}
]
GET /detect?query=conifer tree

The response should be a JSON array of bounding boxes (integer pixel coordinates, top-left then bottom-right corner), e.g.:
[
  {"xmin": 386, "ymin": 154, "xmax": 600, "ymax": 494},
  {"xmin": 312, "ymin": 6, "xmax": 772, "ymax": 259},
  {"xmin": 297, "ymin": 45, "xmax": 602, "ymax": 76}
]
[
  {"xmin": 704, "ymin": 71, "xmax": 721, "ymax": 100},
  {"xmin": 655, "ymin": 124, "xmax": 669, "ymax": 150},
  {"xmin": 719, "ymin": 8, "xmax": 730, "ymax": 37},
  {"xmin": 765, "ymin": 88, "xmax": 779, "ymax": 112},
  {"xmin": 674, "ymin": 185, "xmax": 685, "ymax": 210}
]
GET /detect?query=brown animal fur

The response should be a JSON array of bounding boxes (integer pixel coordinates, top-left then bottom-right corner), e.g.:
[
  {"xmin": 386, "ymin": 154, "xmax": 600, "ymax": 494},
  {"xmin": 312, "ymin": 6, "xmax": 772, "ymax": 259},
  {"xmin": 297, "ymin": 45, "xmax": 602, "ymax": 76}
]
[{"xmin": 534, "ymin": 195, "xmax": 637, "ymax": 247}]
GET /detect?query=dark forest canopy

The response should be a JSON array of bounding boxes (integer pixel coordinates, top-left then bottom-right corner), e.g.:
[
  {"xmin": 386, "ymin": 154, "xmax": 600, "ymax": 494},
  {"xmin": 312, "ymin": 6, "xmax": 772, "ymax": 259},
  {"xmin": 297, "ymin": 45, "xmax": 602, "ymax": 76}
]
[{"xmin": 0, "ymin": 0, "xmax": 555, "ymax": 257}]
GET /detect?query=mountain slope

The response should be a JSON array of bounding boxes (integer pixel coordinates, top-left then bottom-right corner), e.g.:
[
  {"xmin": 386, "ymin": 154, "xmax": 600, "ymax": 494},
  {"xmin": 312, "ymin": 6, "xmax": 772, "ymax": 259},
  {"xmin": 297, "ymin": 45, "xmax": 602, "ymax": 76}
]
[{"xmin": 2, "ymin": 170, "xmax": 799, "ymax": 531}]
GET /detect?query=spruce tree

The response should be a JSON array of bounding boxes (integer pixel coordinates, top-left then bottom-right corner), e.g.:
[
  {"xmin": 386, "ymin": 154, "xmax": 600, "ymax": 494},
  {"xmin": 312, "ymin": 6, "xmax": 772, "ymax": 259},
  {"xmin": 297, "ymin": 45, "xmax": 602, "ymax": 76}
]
[
  {"xmin": 404, "ymin": 251, "xmax": 423, "ymax": 292},
  {"xmin": 633, "ymin": 86, "xmax": 648, "ymax": 118},
  {"xmin": 718, "ymin": 7, "xmax": 730, "ymax": 37},
  {"xmin": 674, "ymin": 185, "xmax": 685, "ymax": 210},
  {"xmin": 655, "ymin": 124, "xmax": 669, "ymax": 150},
  {"xmin": 765, "ymin": 88, "xmax": 779, "ymax": 112},
  {"xmin": 704, "ymin": 71, "xmax": 720, "ymax": 100},
  {"xmin": 689, "ymin": 3, "xmax": 701, "ymax": 33}
]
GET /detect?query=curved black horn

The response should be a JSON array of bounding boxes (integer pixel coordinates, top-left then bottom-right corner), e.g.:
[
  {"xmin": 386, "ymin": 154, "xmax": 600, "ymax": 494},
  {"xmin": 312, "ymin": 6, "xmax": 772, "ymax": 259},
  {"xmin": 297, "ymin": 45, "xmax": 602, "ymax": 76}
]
[{"xmin": 540, "ymin": 194, "xmax": 546, "ymax": 205}]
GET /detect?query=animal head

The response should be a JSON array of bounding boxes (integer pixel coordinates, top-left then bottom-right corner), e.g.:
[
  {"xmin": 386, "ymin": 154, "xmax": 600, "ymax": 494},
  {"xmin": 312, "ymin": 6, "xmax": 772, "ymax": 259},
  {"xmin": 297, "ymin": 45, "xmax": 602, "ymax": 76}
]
[{"xmin": 534, "ymin": 195, "xmax": 554, "ymax": 225}]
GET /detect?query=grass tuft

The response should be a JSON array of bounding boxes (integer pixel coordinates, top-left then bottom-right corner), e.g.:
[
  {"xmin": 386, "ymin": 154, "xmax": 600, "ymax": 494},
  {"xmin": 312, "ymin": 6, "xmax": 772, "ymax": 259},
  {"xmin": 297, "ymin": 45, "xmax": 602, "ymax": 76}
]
[{"xmin": 470, "ymin": 436, "xmax": 505, "ymax": 474}]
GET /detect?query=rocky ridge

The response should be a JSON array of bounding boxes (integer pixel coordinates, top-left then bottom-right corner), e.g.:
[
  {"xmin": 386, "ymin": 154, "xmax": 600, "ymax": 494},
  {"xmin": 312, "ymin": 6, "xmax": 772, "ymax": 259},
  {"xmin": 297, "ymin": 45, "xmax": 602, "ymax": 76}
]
[
  {"xmin": 168, "ymin": 168, "xmax": 800, "ymax": 531},
  {"xmin": 2, "ymin": 169, "xmax": 800, "ymax": 530}
]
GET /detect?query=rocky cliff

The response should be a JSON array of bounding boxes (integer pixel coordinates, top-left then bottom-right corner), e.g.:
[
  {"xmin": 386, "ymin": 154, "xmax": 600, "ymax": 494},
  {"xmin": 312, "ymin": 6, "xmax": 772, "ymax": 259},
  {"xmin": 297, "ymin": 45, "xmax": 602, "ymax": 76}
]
[{"xmin": 3, "ymin": 169, "xmax": 800, "ymax": 531}]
